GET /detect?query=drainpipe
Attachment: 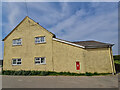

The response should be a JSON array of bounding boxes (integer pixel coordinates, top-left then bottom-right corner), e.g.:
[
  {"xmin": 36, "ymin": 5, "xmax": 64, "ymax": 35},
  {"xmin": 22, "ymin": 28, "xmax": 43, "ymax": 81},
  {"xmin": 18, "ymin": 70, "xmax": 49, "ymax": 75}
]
[
  {"xmin": 110, "ymin": 47, "xmax": 116, "ymax": 75},
  {"xmin": 52, "ymin": 39, "xmax": 54, "ymax": 71}
]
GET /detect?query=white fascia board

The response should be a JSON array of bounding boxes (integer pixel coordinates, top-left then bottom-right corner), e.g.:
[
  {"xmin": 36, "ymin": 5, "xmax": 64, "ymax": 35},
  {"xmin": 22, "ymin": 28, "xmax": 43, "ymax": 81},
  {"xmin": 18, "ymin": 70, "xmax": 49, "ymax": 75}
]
[{"xmin": 53, "ymin": 38, "xmax": 85, "ymax": 48}]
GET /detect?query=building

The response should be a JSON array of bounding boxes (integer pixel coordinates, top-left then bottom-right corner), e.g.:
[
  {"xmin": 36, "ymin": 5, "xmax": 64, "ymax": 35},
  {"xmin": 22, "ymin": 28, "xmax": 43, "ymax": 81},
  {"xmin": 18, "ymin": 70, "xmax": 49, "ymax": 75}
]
[{"xmin": 2, "ymin": 16, "xmax": 116, "ymax": 74}]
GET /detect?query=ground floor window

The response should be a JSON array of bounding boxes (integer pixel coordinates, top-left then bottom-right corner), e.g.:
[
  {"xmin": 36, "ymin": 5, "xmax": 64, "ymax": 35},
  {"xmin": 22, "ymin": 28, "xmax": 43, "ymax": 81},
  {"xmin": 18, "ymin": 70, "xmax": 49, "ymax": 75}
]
[
  {"xmin": 12, "ymin": 58, "xmax": 21, "ymax": 65},
  {"xmin": 35, "ymin": 57, "xmax": 46, "ymax": 65}
]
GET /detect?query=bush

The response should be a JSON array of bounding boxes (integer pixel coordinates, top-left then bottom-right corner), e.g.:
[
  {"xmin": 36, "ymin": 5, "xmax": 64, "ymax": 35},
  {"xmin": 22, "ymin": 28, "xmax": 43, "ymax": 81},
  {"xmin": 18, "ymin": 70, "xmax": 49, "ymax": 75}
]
[
  {"xmin": 93, "ymin": 72, "xmax": 99, "ymax": 75},
  {"xmin": 85, "ymin": 72, "xmax": 93, "ymax": 76},
  {"xmin": 113, "ymin": 55, "xmax": 120, "ymax": 60},
  {"xmin": 114, "ymin": 60, "xmax": 120, "ymax": 65}
]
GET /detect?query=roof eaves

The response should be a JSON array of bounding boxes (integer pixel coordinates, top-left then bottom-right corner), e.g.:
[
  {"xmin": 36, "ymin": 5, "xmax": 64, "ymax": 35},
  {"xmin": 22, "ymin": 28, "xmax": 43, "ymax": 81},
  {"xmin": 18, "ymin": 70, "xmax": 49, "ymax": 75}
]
[
  {"xmin": 84, "ymin": 44, "xmax": 114, "ymax": 49},
  {"xmin": 53, "ymin": 38, "xmax": 85, "ymax": 48}
]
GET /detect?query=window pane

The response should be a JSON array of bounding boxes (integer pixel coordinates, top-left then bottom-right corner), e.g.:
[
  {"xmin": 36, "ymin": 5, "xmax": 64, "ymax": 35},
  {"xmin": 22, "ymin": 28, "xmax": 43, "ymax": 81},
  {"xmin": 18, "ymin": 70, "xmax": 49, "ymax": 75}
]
[
  {"xmin": 41, "ymin": 57, "xmax": 45, "ymax": 64},
  {"xmin": 35, "ymin": 37, "xmax": 39, "ymax": 40},
  {"xmin": 18, "ymin": 59, "xmax": 21, "ymax": 61},
  {"xmin": 17, "ymin": 42, "xmax": 20, "ymax": 44},
  {"xmin": 13, "ymin": 40, "xmax": 16, "ymax": 44},
  {"xmin": 35, "ymin": 37, "xmax": 45, "ymax": 43},
  {"xmin": 41, "ymin": 37, "xmax": 45, "ymax": 42},
  {"xmin": 17, "ymin": 39, "xmax": 21, "ymax": 42},
  {"xmin": 35, "ymin": 57, "xmax": 40, "ymax": 60},
  {"xmin": 35, "ymin": 37, "xmax": 40, "ymax": 43},
  {"xmin": 17, "ymin": 62, "xmax": 21, "ymax": 65},
  {"xmin": 13, "ymin": 39, "xmax": 22, "ymax": 45},
  {"xmin": 13, "ymin": 59, "xmax": 16, "ymax": 64},
  {"xmin": 35, "ymin": 61, "xmax": 40, "ymax": 64}
]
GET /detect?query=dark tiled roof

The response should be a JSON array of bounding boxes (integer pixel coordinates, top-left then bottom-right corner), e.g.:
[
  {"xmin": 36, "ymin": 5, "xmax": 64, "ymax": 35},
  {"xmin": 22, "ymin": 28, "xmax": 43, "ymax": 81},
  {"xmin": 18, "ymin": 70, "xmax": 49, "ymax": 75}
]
[{"xmin": 72, "ymin": 40, "xmax": 114, "ymax": 48}]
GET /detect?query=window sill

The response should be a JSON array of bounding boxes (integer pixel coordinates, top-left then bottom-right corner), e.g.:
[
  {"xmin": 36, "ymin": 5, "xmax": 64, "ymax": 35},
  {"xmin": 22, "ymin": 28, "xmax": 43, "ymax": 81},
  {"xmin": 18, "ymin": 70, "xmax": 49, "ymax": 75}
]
[
  {"xmin": 12, "ymin": 64, "xmax": 22, "ymax": 66},
  {"xmin": 12, "ymin": 45, "xmax": 22, "ymax": 47},
  {"xmin": 35, "ymin": 42, "xmax": 46, "ymax": 44},
  {"xmin": 35, "ymin": 64, "xmax": 46, "ymax": 65}
]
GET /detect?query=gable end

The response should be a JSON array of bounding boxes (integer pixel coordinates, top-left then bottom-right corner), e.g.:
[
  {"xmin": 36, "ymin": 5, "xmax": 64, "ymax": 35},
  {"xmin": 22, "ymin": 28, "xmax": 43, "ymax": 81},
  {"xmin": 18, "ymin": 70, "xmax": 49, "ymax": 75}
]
[{"xmin": 2, "ymin": 16, "xmax": 56, "ymax": 41}]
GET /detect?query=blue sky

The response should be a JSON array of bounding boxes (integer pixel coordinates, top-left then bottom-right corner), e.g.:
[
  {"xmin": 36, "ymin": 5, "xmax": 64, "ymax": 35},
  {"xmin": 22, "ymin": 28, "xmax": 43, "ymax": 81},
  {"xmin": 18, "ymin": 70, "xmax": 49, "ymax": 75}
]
[
  {"xmin": 0, "ymin": 1, "xmax": 2, "ymax": 60},
  {"xmin": 1, "ymin": 2, "xmax": 118, "ymax": 59}
]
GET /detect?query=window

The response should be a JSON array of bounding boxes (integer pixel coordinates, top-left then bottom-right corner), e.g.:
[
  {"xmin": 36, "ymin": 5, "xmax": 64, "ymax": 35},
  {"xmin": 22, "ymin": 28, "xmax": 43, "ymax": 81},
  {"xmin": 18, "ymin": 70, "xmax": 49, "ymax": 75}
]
[
  {"xmin": 35, "ymin": 57, "xmax": 46, "ymax": 65},
  {"xmin": 13, "ymin": 39, "xmax": 22, "ymax": 45},
  {"xmin": 35, "ymin": 36, "xmax": 45, "ymax": 43},
  {"xmin": 12, "ymin": 58, "xmax": 22, "ymax": 65}
]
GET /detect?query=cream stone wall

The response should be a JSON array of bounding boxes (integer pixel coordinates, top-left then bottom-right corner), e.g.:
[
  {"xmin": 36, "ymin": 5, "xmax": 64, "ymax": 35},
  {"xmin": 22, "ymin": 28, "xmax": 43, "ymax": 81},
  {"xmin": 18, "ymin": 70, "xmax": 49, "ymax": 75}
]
[
  {"xmin": 84, "ymin": 48, "xmax": 115, "ymax": 73},
  {"xmin": 3, "ymin": 17, "xmax": 54, "ymax": 71},
  {"xmin": 3, "ymin": 17, "xmax": 115, "ymax": 74},
  {"xmin": 52, "ymin": 40, "xmax": 115, "ymax": 73},
  {"xmin": 52, "ymin": 40, "xmax": 86, "ymax": 73}
]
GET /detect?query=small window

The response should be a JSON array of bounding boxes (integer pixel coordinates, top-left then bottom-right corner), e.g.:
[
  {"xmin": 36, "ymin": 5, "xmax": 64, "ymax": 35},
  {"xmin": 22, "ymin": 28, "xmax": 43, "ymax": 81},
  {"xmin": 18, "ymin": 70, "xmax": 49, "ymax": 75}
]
[
  {"xmin": 13, "ymin": 39, "xmax": 22, "ymax": 45},
  {"xmin": 12, "ymin": 58, "xmax": 22, "ymax": 65},
  {"xmin": 35, "ymin": 57, "xmax": 46, "ymax": 65},
  {"xmin": 35, "ymin": 36, "xmax": 45, "ymax": 43}
]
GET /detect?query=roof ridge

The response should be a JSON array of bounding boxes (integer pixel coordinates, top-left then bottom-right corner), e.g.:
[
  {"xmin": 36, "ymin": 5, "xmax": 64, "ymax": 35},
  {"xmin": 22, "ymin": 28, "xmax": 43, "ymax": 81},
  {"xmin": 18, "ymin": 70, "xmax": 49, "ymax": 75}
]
[{"xmin": 72, "ymin": 40, "xmax": 113, "ymax": 44}]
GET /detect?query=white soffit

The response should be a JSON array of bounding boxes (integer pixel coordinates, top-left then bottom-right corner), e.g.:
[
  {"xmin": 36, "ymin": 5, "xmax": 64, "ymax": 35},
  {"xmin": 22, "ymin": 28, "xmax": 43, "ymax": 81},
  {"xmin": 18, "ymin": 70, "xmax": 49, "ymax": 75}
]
[{"xmin": 53, "ymin": 38, "xmax": 85, "ymax": 48}]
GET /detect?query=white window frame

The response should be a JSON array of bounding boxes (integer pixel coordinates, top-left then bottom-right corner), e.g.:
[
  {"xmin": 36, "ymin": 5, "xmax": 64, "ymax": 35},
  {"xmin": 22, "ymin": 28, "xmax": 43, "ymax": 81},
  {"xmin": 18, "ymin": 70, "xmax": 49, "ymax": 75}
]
[
  {"xmin": 13, "ymin": 39, "xmax": 22, "ymax": 46},
  {"xmin": 12, "ymin": 58, "xmax": 22, "ymax": 65},
  {"xmin": 35, "ymin": 57, "xmax": 46, "ymax": 65},
  {"xmin": 35, "ymin": 36, "xmax": 46, "ymax": 44}
]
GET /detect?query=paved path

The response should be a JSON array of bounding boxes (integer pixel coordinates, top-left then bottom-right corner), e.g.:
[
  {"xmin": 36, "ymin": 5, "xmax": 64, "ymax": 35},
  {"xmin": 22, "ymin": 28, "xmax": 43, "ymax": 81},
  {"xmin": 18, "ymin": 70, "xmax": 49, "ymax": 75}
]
[{"xmin": 2, "ymin": 75, "xmax": 118, "ymax": 88}]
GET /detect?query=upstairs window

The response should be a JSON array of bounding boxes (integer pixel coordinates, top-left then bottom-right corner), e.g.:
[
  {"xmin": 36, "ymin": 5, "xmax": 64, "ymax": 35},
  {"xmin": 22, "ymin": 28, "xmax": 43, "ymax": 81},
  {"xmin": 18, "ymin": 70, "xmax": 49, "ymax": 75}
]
[
  {"xmin": 12, "ymin": 58, "xmax": 22, "ymax": 65},
  {"xmin": 35, "ymin": 36, "xmax": 45, "ymax": 43},
  {"xmin": 35, "ymin": 57, "xmax": 46, "ymax": 65},
  {"xmin": 13, "ymin": 39, "xmax": 22, "ymax": 45}
]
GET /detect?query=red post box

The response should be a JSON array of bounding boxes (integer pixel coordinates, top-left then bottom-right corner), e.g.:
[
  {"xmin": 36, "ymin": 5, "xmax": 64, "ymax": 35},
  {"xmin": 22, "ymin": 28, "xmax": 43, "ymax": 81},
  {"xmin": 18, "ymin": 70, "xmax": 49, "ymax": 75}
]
[{"xmin": 76, "ymin": 62, "xmax": 80, "ymax": 70}]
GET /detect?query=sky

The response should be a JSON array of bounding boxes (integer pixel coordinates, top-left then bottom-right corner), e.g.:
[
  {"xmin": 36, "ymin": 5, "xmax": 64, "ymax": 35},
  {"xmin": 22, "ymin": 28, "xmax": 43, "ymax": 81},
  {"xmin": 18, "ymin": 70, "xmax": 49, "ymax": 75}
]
[
  {"xmin": 0, "ymin": 1, "xmax": 2, "ymax": 60},
  {"xmin": 1, "ymin": 2, "xmax": 118, "ymax": 59}
]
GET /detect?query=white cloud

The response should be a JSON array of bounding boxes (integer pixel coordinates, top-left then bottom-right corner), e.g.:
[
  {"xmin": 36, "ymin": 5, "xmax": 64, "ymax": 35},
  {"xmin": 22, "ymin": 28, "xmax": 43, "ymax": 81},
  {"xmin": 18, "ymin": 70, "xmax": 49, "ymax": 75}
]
[
  {"xmin": 2, "ymin": 2, "xmax": 118, "ymax": 55},
  {"xmin": 2, "ymin": 2, "xmax": 26, "ymax": 38},
  {"xmin": 48, "ymin": 3, "xmax": 118, "ymax": 54},
  {"xmin": 8, "ymin": 8, "xmax": 20, "ymax": 26},
  {"xmin": 60, "ymin": 2, "xmax": 70, "ymax": 17}
]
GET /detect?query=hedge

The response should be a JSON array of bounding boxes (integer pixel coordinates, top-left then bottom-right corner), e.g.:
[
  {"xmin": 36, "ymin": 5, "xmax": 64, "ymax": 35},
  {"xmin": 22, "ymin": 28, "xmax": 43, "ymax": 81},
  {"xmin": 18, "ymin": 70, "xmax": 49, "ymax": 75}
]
[
  {"xmin": 2, "ymin": 70, "xmax": 111, "ymax": 76},
  {"xmin": 113, "ymin": 55, "xmax": 120, "ymax": 60},
  {"xmin": 114, "ymin": 55, "xmax": 120, "ymax": 65}
]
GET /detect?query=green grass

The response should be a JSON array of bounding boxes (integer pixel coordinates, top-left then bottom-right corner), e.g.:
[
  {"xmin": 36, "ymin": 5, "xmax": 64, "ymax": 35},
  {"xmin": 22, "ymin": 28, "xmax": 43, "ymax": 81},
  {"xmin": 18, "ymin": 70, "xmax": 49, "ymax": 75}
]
[{"xmin": 2, "ymin": 70, "xmax": 111, "ymax": 76}]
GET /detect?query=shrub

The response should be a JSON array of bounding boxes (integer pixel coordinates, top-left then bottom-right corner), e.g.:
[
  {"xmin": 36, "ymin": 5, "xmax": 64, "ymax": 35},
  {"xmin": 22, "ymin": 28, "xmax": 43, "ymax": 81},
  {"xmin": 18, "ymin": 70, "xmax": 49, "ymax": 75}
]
[
  {"xmin": 113, "ymin": 55, "xmax": 120, "ymax": 60},
  {"xmin": 85, "ymin": 72, "xmax": 93, "ymax": 76},
  {"xmin": 93, "ymin": 72, "xmax": 99, "ymax": 75}
]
